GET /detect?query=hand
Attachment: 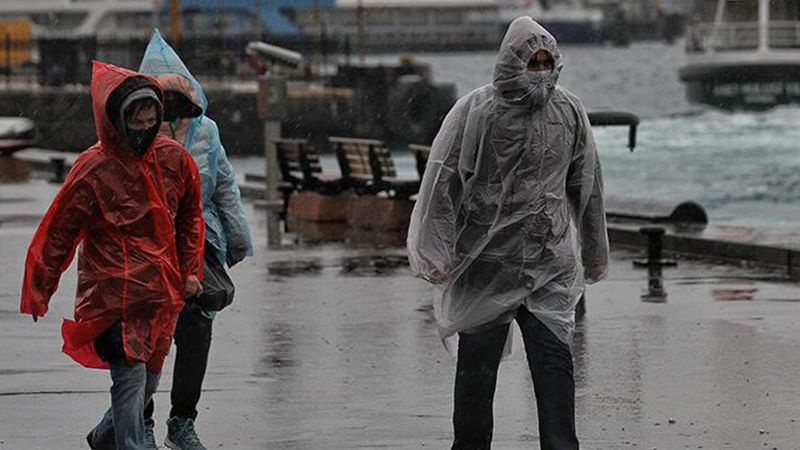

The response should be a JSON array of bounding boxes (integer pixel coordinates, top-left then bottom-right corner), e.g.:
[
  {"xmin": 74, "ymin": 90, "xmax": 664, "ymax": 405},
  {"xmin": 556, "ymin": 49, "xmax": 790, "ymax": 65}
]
[
  {"xmin": 426, "ymin": 267, "xmax": 449, "ymax": 285},
  {"xmin": 183, "ymin": 275, "xmax": 202, "ymax": 298},
  {"xmin": 227, "ymin": 252, "xmax": 245, "ymax": 268},
  {"xmin": 584, "ymin": 266, "xmax": 605, "ymax": 282}
]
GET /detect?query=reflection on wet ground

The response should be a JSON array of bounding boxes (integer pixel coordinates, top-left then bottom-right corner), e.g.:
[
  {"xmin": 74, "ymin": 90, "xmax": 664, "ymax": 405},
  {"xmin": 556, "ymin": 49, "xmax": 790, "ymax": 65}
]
[
  {"xmin": 1, "ymin": 201, "xmax": 800, "ymax": 449},
  {"xmin": 267, "ymin": 258, "xmax": 324, "ymax": 277},
  {"xmin": 340, "ymin": 254, "xmax": 408, "ymax": 275},
  {"xmin": 266, "ymin": 254, "xmax": 409, "ymax": 278}
]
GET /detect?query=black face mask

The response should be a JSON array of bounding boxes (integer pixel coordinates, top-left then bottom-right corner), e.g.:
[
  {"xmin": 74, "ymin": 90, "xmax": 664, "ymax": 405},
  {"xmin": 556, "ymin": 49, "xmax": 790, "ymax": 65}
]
[
  {"xmin": 126, "ymin": 124, "xmax": 160, "ymax": 154},
  {"xmin": 163, "ymin": 90, "xmax": 202, "ymax": 122}
]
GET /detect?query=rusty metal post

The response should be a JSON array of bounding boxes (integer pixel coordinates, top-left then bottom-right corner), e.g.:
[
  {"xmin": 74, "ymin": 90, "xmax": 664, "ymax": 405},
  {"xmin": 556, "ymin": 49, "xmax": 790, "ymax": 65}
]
[
  {"xmin": 170, "ymin": 0, "xmax": 182, "ymax": 46},
  {"xmin": 356, "ymin": 0, "xmax": 365, "ymax": 64},
  {"xmin": 5, "ymin": 32, "xmax": 11, "ymax": 87}
]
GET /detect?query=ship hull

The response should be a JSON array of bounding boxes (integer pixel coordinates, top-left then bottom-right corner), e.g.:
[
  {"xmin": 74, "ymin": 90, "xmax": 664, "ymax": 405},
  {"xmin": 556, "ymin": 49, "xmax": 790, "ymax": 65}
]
[
  {"xmin": 499, "ymin": 21, "xmax": 602, "ymax": 44},
  {"xmin": 679, "ymin": 62, "xmax": 800, "ymax": 110}
]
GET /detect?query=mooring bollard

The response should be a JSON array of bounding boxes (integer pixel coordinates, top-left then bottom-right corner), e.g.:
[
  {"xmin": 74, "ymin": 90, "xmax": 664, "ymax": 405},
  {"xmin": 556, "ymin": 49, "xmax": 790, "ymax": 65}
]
[
  {"xmin": 633, "ymin": 226, "xmax": 677, "ymax": 303},
  {"xmin": 50, "ymin": 157, "xmax": 66, "ymax": 184}
]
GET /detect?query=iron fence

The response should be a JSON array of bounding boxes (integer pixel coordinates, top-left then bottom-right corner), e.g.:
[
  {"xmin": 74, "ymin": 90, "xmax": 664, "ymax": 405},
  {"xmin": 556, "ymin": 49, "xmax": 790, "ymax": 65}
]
[{"xmin": 0, "ymin": 33, "xmax": 345, "ymax": 87}]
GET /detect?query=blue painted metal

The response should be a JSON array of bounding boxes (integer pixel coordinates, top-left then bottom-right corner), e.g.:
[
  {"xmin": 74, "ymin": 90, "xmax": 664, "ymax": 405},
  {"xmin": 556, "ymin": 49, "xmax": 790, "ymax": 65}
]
[{"xmin": 161, "ymin": 0, "xmax": 335, "ymax": 35}]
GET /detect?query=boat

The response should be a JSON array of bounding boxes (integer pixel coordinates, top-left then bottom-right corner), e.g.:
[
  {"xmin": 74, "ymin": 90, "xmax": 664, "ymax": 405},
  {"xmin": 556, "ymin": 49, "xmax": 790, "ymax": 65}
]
[
  {"xmin": 0, "ymin": 1, "xmax": 330, "ymax": 38},
  {"xmin": 0, "ymin": 0, "xmax": 155, "ymax": 37},
  {"xmin": 679, "ymin": 0, "xmax": 800, "ymax": 110},
  {"xmin": 497, "ymin": 0, "xmax": 604, "ymax": 44}
]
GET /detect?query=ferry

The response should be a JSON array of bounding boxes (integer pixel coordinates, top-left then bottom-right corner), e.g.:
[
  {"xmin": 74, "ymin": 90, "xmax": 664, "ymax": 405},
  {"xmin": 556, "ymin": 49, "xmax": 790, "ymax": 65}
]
[
  {"xmin": 497, "ymin": 0, "xmax": 604, "ymax": 44},
  {"xmin": 679, "ymin": 0, "xmax": 800, "ymax": 110},
  {"xmin": 0, "ymin": 0, "xmax": 155, "ymax": 37},
  {"xmin": 0, "ymin": 0, "xmax": 323, "ymax": 37}
]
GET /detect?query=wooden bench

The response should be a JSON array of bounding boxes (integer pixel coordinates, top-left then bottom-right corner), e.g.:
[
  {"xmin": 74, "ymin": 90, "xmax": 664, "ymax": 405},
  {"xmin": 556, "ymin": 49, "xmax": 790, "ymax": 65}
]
[
  {"xmin": 244, "ymin": 138, "xmax": 345, "ymax": 195},
  {"xmin": 330, "ymin": 136, "xmax": 419, "ymax": 199},
  {"xmin": 245, "ymin": 139, "xmax": 346, "ymax": 231},
  {"xmin": 330, "ymin": 136, "xmax": 379, "ymax": 195},
  {"xmin": 408, "ymin": 144, "xmax": 431, "ymax": 179},
  {"xmin": 275, "ymin": 138, "xmax": 306, "ymax": 193}
]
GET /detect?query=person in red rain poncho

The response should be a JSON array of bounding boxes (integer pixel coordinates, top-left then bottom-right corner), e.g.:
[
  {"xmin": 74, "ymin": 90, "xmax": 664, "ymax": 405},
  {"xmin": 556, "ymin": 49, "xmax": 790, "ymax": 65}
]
[{"xmin": 20, "ymin": 61, "xmax": 205, "ymax": 450}]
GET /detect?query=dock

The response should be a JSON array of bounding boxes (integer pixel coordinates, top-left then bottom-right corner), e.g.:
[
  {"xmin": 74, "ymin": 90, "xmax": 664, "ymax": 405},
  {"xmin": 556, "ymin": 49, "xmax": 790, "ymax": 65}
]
[{"xmin": 1, "ymin": 178, "xmax": 799, "ymax": 449}]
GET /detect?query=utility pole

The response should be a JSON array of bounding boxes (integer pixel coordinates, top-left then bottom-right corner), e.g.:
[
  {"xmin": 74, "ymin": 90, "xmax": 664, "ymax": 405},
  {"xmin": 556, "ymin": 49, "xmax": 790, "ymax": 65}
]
[
  {"xmin": 170, "ymin": 0, "xmax": 182, "ymax": 45},
  {"xmin": 254, "ymin": 0, "xmax": 262, "ymax": 38},
  {"xmin": 313, "ymin": 0, "xmax": 322, "ymax": 71},
  {"xmin": 357, "ymin": 0, "xmax": 365, "ymax": 64}
]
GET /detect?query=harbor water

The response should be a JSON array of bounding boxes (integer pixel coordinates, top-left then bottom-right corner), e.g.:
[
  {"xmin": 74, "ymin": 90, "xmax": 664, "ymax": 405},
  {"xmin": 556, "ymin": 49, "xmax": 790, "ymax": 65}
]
[{"xmin": 355, "ymin": 42, "xmax": 800, "ymax": 232}]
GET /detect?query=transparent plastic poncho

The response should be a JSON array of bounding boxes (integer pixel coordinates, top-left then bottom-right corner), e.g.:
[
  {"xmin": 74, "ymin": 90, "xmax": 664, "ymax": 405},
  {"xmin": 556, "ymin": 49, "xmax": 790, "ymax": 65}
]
[
  {"xmin": 407, "ymin": 17, "xmax": 609, "ymax": 349},
  {"xmin": 140, "ymin": 29, "xmax": 253, "ymax": 267}
]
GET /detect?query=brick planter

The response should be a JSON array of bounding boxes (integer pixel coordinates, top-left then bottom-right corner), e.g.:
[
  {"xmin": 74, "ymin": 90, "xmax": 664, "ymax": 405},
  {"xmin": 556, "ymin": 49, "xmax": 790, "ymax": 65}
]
[
  {"xmin": 346, "ymin": 196, "xmax": 414, "ymax": 232},
  {"xmin": 287, "ymin": 191, "xmax": 350, "ymax": 222}
]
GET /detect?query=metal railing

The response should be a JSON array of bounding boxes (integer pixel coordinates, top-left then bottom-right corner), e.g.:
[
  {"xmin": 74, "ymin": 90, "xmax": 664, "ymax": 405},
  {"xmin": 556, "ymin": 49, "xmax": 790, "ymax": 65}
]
[
  {"xmin": 686, "ymin": 20, "xmax": 800, "ymax": 53},
  {"xmin": 768, "ymin": 21, "xmax": 800, "ymax": 48},
  {"xmin": 685, "ymin": 21, "xmax": 760, "ymax": 52},
  {"xmin": 0, "ymin": 33, "xmax": 347, "ymax": 87}
]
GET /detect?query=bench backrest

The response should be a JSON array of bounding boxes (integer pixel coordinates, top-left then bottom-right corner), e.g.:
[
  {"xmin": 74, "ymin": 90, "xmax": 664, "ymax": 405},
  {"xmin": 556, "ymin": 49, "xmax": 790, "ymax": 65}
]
[
  {"xmin": 275, "ymin": 138, "xmax": 325, "ymax": 186},
  {"xmin": 330, "ymin": 136, "xmax": 384, "ymax": 182},
  {"xmin": 275, "ymin": 139, "xmax": 306, "ymax": 186},
  {"xmin": 408, "ymin": 144, "xmax": 430, "ymax": 179},
  {"xmin": 369, "ymin": 146, "xmax": 397, "ymax": 180}
]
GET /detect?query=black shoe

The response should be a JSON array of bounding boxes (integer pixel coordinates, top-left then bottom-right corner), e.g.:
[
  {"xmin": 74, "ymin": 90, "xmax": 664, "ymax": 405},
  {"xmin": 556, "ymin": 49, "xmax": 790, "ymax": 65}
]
[{"xmin": 86, "ymin": 431, "xmax": 97, "ymax": 449}]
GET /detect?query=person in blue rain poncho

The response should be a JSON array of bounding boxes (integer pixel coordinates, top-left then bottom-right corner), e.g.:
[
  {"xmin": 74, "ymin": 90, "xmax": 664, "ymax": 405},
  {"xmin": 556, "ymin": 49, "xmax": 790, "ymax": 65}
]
[
  {"xmin": 138, "ymin": 29, "xmax": 253, "ymax": 450},
  {"xmin": 407, "ymin": 17, "xmax": 609, "ymax": 450}
]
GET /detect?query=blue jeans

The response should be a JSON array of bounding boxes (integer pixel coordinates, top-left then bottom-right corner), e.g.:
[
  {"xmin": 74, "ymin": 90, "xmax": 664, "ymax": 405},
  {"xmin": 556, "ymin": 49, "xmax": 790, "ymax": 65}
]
[{"xmin": 88, "ymin": 362, "xmax": 160, "ymax": 450}]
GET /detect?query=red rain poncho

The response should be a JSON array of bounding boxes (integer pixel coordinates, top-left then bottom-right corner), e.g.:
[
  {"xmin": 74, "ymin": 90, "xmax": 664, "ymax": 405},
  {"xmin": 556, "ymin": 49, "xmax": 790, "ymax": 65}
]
[{"xmin": 20, "ymin": 61, "xmax": 205, "ymax": 373}]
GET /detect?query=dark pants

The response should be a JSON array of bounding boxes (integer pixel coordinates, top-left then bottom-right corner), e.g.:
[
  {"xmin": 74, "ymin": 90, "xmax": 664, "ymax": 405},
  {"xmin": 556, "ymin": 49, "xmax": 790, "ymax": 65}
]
[
  {"xmin": 452, "ymin": 307, "xmax": 578, "ymax": 450},
  {"xmin": 145, "ymin": 303, "xmax": 213, "ymax": 422}
]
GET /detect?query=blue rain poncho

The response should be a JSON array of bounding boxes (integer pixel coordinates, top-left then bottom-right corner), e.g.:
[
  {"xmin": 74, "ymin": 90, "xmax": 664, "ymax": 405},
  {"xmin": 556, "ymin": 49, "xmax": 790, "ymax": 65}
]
[
  {"xmin": 407, "ymin": 17, "xmax": 609, "ymax": 348},
  {"xmin": 139, "ymin": 30, "xmax": 253, "ymax": 268}
]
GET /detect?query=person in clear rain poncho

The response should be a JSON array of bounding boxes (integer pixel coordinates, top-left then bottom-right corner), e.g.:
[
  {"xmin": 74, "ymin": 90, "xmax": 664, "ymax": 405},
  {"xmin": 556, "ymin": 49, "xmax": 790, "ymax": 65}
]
[
  {"xmin": 407, "ymin": 17, "xmax": 609, "ymax": 450},
  {"xmin": 138, "ymin": 30, "xmax": 254, "ymax": 450}
]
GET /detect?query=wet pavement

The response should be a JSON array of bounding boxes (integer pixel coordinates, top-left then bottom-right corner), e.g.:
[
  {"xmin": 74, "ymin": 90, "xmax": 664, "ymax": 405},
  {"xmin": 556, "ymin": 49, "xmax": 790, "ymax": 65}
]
[{"xmin": 2, "ymin": 181, "xmax": 800, "ymax": 449}]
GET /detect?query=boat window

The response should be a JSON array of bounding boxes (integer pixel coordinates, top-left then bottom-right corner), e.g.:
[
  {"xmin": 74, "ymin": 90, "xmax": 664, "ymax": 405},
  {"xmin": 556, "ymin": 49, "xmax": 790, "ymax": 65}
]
[
  {"xmin": 722, "ymin": 0, "xmax": 758, "ymax": 22},
  {"xmin": 30, "ymin": 13, "xmax": 88, "ymax": 31},
  {"xmin": 770, "ymin": 0, "xmax": 800, "ymax": 21},
  {"xmin": 769, "ymin": 0, "xmax": 800, "ymax": 48}
]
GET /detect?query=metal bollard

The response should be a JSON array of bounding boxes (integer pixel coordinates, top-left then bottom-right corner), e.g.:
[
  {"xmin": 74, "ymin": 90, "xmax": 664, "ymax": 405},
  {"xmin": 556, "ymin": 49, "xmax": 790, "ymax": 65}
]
[
  {"xmin": 633, "ymin": 226, "xmax": 676, "ymax": 303},
  {"xmin": 633, "ymin": 226, "xmax": 677, "ymax": 268},
  {"xmin": 50, "ymin": 157, "xmax": 66, "ymax": 184}
]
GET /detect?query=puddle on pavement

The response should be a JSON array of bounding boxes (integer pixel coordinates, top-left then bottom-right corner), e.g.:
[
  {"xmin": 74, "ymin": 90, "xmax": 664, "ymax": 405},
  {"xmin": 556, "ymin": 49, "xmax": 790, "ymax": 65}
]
[
  {"xmin": 252, "ymin": 323, "xmax": 299, "ymax": 378},
  {"xmin": 763, "ymin": 297, "xmax": 800, "ymax": 303},
  {"xmin": 0, "ymin": 368, "xmax": 67, "ymax": 376},
  {"xmin": 267, "ymin": 259, "xmax": 324, "ymax": 277},
  {"xmin": 340, "ymin": 254, "xmax": 409, "ymax": 276}
]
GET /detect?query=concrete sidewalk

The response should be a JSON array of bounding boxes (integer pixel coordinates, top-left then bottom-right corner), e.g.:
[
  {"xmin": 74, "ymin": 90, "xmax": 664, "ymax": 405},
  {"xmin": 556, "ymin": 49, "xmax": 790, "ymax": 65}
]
[{"xmin": 2, "ymin": 187, "xmax": 800, "ymax": 449}]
